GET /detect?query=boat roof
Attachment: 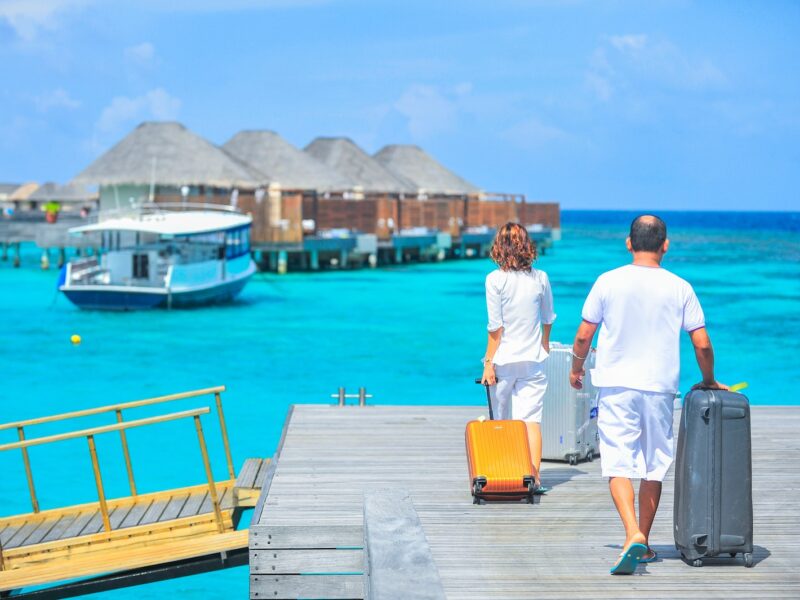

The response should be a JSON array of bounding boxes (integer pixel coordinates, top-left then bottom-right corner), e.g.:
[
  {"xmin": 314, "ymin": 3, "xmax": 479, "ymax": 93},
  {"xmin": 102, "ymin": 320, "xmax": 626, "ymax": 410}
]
[{"xmin": 70, "ymin": 210, "xmax": 252, "ymax": 236}]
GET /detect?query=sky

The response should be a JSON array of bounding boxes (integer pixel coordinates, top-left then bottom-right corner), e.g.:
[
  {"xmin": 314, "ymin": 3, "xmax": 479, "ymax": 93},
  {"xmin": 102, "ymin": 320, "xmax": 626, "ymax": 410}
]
[{"xmin": 0, "ymin": 0, "xmax": 798, "ymax": 211}]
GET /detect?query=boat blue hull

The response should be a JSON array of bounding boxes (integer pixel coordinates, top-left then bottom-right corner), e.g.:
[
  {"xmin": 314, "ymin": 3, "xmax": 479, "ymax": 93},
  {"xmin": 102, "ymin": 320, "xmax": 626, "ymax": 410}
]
[{"xmin": 61, "ymin": 276, "xmax": 252, "ymax": 311}]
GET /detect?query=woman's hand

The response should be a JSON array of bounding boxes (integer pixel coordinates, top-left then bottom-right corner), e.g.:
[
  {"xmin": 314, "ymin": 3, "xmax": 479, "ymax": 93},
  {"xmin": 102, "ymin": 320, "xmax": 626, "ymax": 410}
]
[{"xmin": 481, "ymin": 362, "xmax": 497, "ymax": 385}]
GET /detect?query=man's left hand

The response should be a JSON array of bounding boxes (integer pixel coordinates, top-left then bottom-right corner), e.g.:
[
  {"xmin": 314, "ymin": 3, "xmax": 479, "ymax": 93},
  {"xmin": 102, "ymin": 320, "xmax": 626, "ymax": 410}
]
[{"xmin": 569, "ymin": 368, "xmax": 584, "ymax": 390}]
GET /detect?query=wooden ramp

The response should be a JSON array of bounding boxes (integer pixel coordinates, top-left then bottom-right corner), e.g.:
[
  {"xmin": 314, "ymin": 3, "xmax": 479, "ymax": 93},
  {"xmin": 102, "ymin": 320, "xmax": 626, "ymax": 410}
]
[
  {"xmin": 0, "ymin": 387, "xmax": 265, "ymax": 597},
  {"xmin": 251, "ymin": 404, "xmax": 800, "ymax": 599}
]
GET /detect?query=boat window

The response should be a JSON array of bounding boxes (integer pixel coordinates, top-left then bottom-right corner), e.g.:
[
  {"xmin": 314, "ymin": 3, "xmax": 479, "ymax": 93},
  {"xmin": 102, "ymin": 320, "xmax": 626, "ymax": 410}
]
[{"xmin": 133, "ymin": 254, "xmax": 149, "ymax": 279}]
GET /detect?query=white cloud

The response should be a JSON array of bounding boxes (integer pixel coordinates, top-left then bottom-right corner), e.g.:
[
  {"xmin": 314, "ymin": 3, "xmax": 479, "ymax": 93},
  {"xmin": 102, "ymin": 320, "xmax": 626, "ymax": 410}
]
[
  {"xmin": 501, "ymin": 117, "xmax": 568, "ymax": 150},
  {"xmin": 586, "ymin": 33, "xmax": 727, "ymax": 102},
  {"xmin": 0, "ymin": 0, "xmax": 86, "ymax": 41},
  {"xmin": 124, "ymin": 42, "xmax": 156, "ymax": 66},
  {"xmin": 609, "ymin": 34, "xmax": 648, "ymax": 52},
  {"xmin": 394, "ymin": 84, "xmax": 458, "ymax": 139},
  {"xmin": 35, "ymin": 88, "xmax": 81, "ymax": 111},
  {"xmin": 91, "ymin": 88, "xmax": 181, "ymax": 150},
  {"xmin": 0, "ymin": 1, "xmax": 328, "ymax": 40}
]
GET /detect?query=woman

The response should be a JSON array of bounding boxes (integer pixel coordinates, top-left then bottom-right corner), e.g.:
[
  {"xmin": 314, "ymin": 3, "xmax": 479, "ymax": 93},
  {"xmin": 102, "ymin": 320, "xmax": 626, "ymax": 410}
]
[{"xmin": 481, "ymin": 222, "xmax": 556, "ymax": 489}]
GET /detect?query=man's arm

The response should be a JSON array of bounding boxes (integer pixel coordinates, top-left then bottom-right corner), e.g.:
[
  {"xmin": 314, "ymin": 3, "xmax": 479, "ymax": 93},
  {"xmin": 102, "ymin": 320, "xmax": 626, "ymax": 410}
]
[
  {"xmin": 570, "ymin": 320, "xmax": 598, "ymax": 389},
  {"xmin": 689, "ymin": 327, "xmax": 728, "ymax": 390}
]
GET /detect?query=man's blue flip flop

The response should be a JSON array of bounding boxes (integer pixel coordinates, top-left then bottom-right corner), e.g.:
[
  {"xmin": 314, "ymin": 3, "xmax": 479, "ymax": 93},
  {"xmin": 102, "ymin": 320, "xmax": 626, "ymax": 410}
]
[
  {"xmin": 640, "ymin": 548, "xmax": 658, "ymax": 563},
  {"xmin": 610, "ymin": 543, "xmax": 648, "ymax": 575},
  {"xmin": 533, "ymin": 485, "xmax": 550, "ymax": 495}
]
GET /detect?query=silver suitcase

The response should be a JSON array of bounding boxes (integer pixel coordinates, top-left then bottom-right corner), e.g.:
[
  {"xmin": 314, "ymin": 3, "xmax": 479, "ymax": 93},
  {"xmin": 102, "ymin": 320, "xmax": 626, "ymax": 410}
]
[{"xmin": 541, "ymin": 342, "xmax": 599, "ymax": 464}]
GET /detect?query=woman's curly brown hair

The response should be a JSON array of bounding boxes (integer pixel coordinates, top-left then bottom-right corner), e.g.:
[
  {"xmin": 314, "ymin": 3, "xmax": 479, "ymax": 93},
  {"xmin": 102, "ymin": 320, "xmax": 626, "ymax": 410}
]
[{"xmin": 490, "ymin": 222, "xmax": 537, "ymax": 271}]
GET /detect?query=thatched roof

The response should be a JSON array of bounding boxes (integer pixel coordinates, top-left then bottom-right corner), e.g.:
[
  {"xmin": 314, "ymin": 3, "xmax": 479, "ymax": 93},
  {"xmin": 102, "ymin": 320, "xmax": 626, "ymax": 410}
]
[
  {"xmin": 0, "ymin": 183, "xmax": 20, "ymax": 198},
  {"xmin": 9, "ymin": 182, "xmax": 40, "ymax": 201},
  {"xmin": 29, "ymin": 182, "xmax": 98, "ymax": 203},
  {"xmin": 374, "ymin": 144, "xmax": 480, "ymax": 195},
  {"xmin": 223, "ymin": 130, "xmax": 354, "ymax": 191},
  {"xmin": 304, "ymin": 137, "xmax": 415, "ymax": 194},
  {"xmin": 73, "ymin": 122, "xmax": 266, "ymax": 189}
]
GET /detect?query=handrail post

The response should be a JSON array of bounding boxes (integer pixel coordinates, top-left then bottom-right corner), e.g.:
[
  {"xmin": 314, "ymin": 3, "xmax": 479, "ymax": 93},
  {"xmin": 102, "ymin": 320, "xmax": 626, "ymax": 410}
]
[
  {"xmin": 214, "ymin": 391, "xmax": 236, "ymax": 480},
  {"xmin": 194, "ymin": 415, "xmax": 225, "ymax": 533},
  {"xmin": 116, "ymin": 410, "xmax": 137, "ymax": 496},
  {"xmin": 17, "ymin": 426, "xmax": 40, "ymax": 513},
  {"xmin": 87, "ymin": 435, "xmax": 112, "ymax": 532}
]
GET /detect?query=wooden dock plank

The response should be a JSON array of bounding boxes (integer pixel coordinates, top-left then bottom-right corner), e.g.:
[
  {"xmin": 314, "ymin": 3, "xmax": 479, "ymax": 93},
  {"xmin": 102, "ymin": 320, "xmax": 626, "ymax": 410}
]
[
  {"xmin": 158, "ymin": 493, "xmax": 190, "ymax": 521},
  {"xmin": 249, "ymin": 575, "xmax": 363, "ymax": 599},
  {"xmin": 0, "ymin": 530, "xmax": 249, "ymax": 591},
  {"xmin": 251, "ymin": 405, "xmax": 800, "ymax": 599}
]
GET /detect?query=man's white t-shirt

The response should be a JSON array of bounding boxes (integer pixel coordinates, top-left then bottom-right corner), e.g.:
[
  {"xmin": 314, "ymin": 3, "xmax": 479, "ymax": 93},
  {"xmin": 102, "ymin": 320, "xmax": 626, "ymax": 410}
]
[
  {"xmin": 486, "ymin": 268, "xmax": 556, "ymax": 365},
  {"xmin": 581, "ymin": 264, "xmax": 705, "ymax": 394}
]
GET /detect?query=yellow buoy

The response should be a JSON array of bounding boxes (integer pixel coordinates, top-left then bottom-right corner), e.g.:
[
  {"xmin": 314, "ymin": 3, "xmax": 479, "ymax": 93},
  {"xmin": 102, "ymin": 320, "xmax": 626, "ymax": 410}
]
[
  {"xmin": 729, "ymin": 382, "xmax": 748, "ymax": 393},
  {"xmin": 70, "ymin": 334, "xmax": 81, "ymax": 345}
]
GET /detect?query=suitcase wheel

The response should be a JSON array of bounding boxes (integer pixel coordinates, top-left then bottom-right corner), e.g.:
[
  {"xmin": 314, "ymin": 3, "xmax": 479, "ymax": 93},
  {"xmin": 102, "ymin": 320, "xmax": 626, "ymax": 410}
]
[
  {"xmin": 744, "ymin": 553, "xmax": 754, "ymax": 568},
  {"xmin": 692, "ymin": 559, "xmax": 703, "ymax": 568},
  {"xmin": 568, "ymin": 455, "xmax": 578, "ymax": 466}
]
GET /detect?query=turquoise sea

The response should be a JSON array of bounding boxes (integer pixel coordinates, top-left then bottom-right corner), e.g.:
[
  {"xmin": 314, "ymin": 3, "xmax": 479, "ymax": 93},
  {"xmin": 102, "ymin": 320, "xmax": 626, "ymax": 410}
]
[{"xmin": 1, "ymin": 210, "xmax": 798, "ymax": 597}]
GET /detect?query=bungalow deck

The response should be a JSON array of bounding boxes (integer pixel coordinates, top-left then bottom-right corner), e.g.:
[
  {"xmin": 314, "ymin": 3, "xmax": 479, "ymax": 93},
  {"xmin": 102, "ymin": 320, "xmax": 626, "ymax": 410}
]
[{"xmin": 250, "ymin": 404, "xmax": 800, "ymax": 599}]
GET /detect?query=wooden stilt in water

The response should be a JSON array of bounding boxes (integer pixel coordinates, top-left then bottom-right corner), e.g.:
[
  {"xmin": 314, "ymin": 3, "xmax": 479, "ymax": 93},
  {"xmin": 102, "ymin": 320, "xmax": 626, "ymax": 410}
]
[
  {"xmin": 57, "ymin": 247, "xmax": 66, "ymax": 268},
  {"xmin": 13, "ymin": 243, "xmax": 20, "ymax": 268}
]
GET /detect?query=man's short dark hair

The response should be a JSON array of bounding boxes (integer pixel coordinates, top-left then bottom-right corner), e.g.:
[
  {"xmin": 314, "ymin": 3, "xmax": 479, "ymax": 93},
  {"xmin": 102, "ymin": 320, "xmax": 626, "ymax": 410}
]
[{"xmin": 629, "ymin": 215, "xmax": 667, "ymax": 252}]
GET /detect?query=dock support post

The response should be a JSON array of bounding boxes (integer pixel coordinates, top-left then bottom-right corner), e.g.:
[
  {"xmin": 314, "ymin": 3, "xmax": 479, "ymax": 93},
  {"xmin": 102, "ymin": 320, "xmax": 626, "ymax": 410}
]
[
  {"xmin": 57, "ymin": 247, "xmax": 66, "ymax": 269},
  {"xmin": 40, "ymin": 249, "xmax": 50, "ymax": 270},
  {"xmin": 87, "ymin": 435, "xmax": 112, "ymax": 532},
  {"xmin": 368, "ymin": 253, "xmax": 377, "ymax": 268},
  {"xmin": 1, "ymin": 242, "xmax": 7, "ymax": 261},
  {"xmin": 268, "ymin": 252, "xmax": 277, "ymax": 272},
  {"xmin": 17, "ymin": 427, "xmax": 39, "ymax": 513},
  {"xmin": 299, "ymin": 251, "xmax": 309, "ymax": 271},
  {"xmin": 194, "ymin": 416, "xmax": 225, "ymax": 532},
  {"xmin": 13, "ymin": 243, "xmax": 20, "ymax": 268},
  {"xmin": 115, "ymin": 410, "xmax": 137, "ymax": 496},
  {"xmin": 339, "ymin": 249, "xmax": 349, "ymax": 269},
  {"xmin": 310, "ymin": 250, "xmax": 319, "ymax": 271},
  {"xmin": 395, "ymin": 247, "xmax": 403, "ymax": 264},
  {"xmin": 277, "ymin": 250, "xmax": 288, "ymax": 275},
  {"xmin": 214, "ymin": 391, "xmax": 236, "ymax": 480}
]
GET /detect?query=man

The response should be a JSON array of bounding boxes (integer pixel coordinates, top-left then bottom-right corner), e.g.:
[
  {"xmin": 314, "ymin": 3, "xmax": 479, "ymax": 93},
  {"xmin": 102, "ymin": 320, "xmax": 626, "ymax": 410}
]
[{"xmin": 569, "ymin": 215, "xmax": 727, "ymax": 575}]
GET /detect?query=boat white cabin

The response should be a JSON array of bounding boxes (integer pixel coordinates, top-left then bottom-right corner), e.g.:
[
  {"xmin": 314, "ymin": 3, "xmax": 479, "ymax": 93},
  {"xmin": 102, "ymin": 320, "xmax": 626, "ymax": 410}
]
[{"xmin": 59, "ymin": 203, "xmax": 256, "ymax": 310}]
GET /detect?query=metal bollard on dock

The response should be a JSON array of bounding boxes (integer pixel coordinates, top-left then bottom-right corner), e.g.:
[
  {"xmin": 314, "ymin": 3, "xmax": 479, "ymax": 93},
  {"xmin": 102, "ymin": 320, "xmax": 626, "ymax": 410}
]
[{"xmin": 331, "ymin": 387, "xmax": 372, "ymax": 406}]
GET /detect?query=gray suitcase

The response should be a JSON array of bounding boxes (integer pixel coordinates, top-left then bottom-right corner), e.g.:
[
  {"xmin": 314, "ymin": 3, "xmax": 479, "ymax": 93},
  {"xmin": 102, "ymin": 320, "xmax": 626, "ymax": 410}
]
[
  {"xmin": 673, "ymin": 388, "xmax": 754, "ymax": 567},
  {"xmin": 541, "ymin": 342, "xmax": 599, "ymax": 464}
]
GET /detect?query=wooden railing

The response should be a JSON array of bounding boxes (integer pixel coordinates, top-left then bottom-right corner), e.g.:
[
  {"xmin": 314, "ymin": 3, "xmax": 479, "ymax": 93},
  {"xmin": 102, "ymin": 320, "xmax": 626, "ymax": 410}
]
[
  {"xmin": 0, "ymin": 407, "xmax": 231, "ymax": 570},
  {"xmin": 0, "ymin": 386, "xmax": 235, "ymax": 513}
]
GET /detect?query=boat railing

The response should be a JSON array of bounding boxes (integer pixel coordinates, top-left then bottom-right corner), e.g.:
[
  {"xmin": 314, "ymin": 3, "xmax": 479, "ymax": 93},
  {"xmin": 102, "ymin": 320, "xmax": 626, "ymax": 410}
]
[
  {"xmin": 0, "ymin": 406, "xmax": 230, "ymax": 571},
  {"xmin": 83, "ymin": 202, "xmax": 243, "ymax": 226},
  {"xmin": 0, "ymin": 386, "xmax": 235, "ymax": 515}
]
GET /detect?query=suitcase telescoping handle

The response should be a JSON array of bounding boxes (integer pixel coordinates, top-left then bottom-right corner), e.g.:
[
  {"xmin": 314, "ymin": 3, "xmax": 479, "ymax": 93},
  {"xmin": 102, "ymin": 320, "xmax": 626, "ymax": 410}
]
[{"xmin": 474, "ymin": 378, "xmax": 494, "ymax": 421}]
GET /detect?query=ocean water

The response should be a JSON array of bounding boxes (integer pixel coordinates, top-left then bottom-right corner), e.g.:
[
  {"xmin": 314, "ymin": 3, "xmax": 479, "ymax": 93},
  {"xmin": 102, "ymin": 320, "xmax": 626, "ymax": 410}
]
[{"xmin": 0, "ymin": 210, "xmax": 798, "ymax": 597}]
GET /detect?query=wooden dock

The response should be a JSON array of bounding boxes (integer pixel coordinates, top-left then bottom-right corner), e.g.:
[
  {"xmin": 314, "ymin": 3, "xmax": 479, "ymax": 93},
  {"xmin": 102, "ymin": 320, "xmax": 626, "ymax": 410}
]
[
  {"xmin": 250, "ymin": 404, "xmax": 800, "ymax": 599},
  {"xmin": 0, "ymin": 387, "xmax": 266, "ymax": 597}
]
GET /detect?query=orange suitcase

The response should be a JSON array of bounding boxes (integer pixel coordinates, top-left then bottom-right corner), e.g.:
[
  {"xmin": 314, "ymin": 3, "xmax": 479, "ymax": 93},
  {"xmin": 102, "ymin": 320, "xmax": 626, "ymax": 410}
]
[{"xmin": 466, "ymin": 381, "xmax": 537, "ymax": 504}]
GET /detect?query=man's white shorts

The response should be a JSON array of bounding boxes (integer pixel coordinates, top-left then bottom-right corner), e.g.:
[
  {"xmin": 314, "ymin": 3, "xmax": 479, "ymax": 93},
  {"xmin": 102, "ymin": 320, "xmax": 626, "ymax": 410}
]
[
  {"xmin": 597, "ymin": 386, "xmax": 676, "ymax": 482},
  {"xmin": 491, "ymin": 361, "xmax": 547, "ymax": 423}
]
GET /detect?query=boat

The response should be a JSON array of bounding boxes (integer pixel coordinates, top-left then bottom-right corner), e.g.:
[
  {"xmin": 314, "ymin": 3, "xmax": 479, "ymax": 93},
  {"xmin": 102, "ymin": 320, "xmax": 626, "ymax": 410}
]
[{"xmin": 59, "ymin": 203, "xmax": 257, "ymax": 310}]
